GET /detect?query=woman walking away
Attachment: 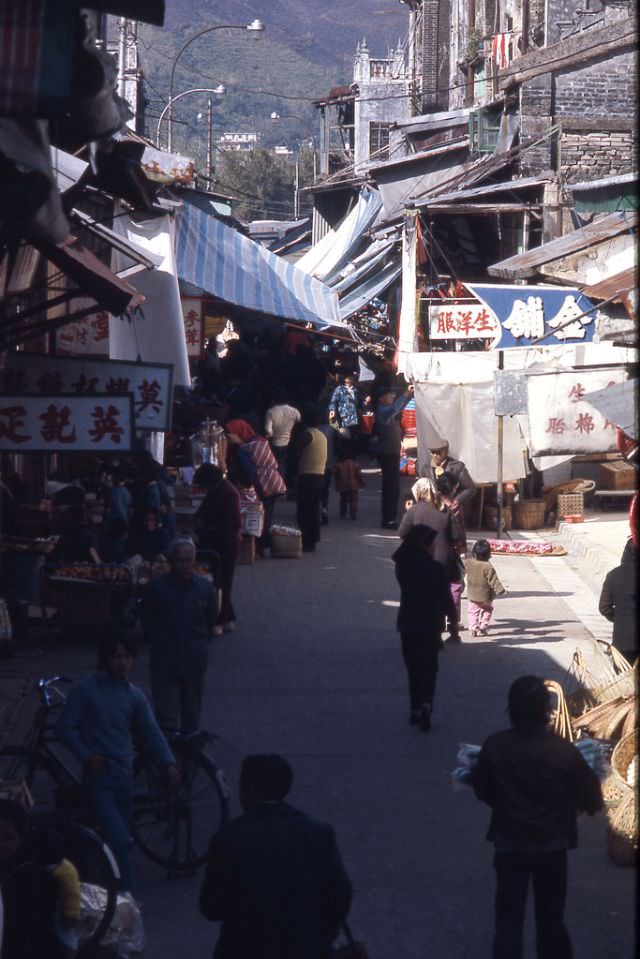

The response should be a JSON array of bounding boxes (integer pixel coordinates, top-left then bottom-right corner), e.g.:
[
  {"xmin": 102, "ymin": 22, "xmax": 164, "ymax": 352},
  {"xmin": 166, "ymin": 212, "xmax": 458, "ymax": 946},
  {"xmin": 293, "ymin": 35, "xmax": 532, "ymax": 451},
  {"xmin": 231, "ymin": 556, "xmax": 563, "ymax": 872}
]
[
  {"xmin": 225, "ymin": 419, "xmax": 286, "ymax": 557},
  {"xmin": 194, "ymin": 464, "xmax": 241, "ymax": 636},
  {"xmin": 393, "ymin": 525, "xmax": 457, "ymax": 732},
  {"xmin": 466, "ymin": 539, "xmax": 507, "ymax": 637}
]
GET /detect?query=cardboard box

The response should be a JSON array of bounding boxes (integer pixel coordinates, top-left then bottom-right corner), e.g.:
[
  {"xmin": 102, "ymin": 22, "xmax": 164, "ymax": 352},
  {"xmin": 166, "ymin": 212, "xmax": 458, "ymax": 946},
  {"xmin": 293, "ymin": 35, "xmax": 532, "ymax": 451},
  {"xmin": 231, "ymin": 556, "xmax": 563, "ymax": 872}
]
[
  {"xmin": 237, "ymin": 535, "xmax": 255, "ymax": 565},
  {"xmin": 600, "ymin": 460, "xmax": 637, "ymax": 491}
]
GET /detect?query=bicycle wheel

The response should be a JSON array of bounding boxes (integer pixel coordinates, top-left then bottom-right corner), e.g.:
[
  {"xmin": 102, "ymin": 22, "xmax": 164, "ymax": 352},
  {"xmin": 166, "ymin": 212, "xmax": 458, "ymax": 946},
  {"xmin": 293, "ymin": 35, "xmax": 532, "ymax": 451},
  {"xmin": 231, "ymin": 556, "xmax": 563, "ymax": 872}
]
[
  {"xmin": 27, "ymin": 812, "xmax": 119, "ymax": 954},
  {"xmin": 132, "ymin": 742, "xmax": 230, "ymax": 871},
  {"xmin": 0, "ymin": 747, "xmax": 66, "ymax": 811}
]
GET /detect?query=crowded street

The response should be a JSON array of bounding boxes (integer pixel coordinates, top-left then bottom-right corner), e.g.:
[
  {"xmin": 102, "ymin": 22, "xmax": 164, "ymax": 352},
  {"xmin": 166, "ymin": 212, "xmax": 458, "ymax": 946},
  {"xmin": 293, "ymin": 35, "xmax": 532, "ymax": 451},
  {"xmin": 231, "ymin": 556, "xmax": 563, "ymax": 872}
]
[{"xmin": 4, "ymin": 481, "xmax": 634, "ymax": 959}]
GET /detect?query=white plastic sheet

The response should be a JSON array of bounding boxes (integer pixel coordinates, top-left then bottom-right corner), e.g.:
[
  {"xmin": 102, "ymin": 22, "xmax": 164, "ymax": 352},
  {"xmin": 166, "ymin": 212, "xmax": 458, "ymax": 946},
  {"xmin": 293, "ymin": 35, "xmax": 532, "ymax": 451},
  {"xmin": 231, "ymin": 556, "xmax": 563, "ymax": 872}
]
[
  {"xmin": 396, "ymin": 215, "xmax": 418, "ymax": 374},
  {"xmin": 296, "ymin": 186, "xmax": 382, "ymax": 282}
]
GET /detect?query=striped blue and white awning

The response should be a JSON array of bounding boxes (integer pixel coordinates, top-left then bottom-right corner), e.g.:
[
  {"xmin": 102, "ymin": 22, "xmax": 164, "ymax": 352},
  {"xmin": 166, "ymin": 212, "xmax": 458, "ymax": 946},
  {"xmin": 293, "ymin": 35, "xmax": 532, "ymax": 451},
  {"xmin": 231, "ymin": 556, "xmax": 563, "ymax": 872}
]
[{"xmin": 175, "ymin": 203, "xmax": 340, "ymax": 328}]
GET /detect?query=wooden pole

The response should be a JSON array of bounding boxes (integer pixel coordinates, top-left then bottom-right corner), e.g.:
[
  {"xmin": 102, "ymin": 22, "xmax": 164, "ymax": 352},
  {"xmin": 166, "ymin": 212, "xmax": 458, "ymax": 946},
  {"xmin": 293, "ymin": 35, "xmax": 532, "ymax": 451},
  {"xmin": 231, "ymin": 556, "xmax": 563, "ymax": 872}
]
[{"xmin": 497, "ymin": 349, "xmax": 504, "ymax": 539}]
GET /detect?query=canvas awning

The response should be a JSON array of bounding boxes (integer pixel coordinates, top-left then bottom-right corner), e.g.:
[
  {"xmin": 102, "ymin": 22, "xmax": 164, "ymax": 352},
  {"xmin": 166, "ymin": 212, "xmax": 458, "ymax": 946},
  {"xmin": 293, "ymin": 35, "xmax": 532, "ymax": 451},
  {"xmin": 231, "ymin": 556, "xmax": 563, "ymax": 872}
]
[
  {"xmin": 175, "ymin": 202, "xmax": 340, "ymax": 329},
  {"xmin": 488, "ymin": 211, "xmax": 638, "ymax": 279},
  {"xmin": 338, "ymin": 260, "xmax": 401, "ymax": 320},
  {"xmin": 296, "ymin": 186, "xmax": 383, "ymax": 282},
  {"xmin": 584, "ymin": 379, "xmax": 638, "ymax": 439},
  {"xmin": 70, "ymin": 208, "xmax": 162, "ymax": 277}
]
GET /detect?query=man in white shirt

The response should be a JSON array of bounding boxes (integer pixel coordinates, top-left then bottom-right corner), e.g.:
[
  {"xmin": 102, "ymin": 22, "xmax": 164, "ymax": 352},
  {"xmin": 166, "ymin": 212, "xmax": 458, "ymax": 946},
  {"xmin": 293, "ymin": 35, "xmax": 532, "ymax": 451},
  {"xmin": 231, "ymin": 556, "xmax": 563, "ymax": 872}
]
[{"xmin": 265, "ymin": 390, "xmax": 301, "ymax": 473}]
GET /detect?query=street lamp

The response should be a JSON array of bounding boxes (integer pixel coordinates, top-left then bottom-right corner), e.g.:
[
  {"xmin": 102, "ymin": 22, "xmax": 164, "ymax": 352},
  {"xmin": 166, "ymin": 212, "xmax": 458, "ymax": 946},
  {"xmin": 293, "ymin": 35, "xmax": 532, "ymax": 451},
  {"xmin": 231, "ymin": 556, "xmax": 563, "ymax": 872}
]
[
  {"xmin": 271, "ymin": 112, "xmax": 317, "ymax": 213},
  {"xmin": 167, "ymin": 20, "xmax": 264, "ymax": 151},
  {"xmin": 156, "ymin": 87, "xmax": 226, "ymax": 173}
]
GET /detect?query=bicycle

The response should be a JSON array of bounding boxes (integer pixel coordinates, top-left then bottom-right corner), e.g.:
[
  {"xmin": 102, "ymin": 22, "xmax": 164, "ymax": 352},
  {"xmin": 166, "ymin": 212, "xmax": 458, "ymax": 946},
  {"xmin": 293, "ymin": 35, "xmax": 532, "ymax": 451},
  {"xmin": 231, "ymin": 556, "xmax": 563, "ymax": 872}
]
[{"xmin": 0, "ymin": 676, "xmax": 231, "ymax": 878}]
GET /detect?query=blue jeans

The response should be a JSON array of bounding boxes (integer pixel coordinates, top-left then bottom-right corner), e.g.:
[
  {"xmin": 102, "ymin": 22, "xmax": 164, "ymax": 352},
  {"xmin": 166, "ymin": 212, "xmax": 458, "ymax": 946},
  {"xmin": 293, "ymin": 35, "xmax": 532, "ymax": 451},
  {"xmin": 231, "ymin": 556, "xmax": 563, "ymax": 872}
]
[{"xmin": 85, "ymin": 766, "xmax": 134, "ymax": 893}]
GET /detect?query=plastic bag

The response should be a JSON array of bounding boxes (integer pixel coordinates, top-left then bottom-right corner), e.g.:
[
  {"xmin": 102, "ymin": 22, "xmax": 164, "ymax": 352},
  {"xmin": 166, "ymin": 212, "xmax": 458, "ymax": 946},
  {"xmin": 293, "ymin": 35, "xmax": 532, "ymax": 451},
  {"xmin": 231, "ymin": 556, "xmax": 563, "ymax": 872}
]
[
  {"xmin": 78, "ymin": 884, "xmax": 145, "ymax": 957},
  {"xmin": 451, "ymin": 743, "xmax": 481, "ymax": 791},
  {"xmin": 574, "ymin": 737, "xmax": 607, "ymax": 781}
]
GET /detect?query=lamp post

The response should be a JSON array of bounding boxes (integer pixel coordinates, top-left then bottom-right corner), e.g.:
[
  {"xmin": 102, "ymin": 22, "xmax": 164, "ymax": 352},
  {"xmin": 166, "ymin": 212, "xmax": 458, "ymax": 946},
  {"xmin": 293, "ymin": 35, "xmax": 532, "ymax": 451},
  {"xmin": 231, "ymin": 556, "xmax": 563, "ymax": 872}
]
[
  {"xmin": 156, "ymin": 87, "xmax": 226, "ymax": 160},
  {"xmin": 167, "ymin": 19, "xmax": 264, "ymax": 152},
  {"xmin": 271, "ymin": 112, "xmax": 317, "ymax": 213}
]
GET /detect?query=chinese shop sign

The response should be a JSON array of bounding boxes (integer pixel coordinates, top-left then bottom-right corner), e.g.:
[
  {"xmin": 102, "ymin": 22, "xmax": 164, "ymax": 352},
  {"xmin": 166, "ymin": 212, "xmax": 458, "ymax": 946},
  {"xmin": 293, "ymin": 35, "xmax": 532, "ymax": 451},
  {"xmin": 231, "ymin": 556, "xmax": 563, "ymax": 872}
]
[
  {"xmin": 56, "ymin": 303, "xmax": 110, "ymax": 357},
  {"xmin": 0, "ymin": 395, "xmax": 133, "ymax": 452},
  {"xmin": 429, "ymin": 303, "xmax": 501, "ymax": 341},
  {"xmin": 526, "ymin": 369, "xmax": 628, "ymax": 456},
  {"xmin": 1, "ymin": 355, "xmax": 173, "ymax": 431},
  {"xmin": 466, "ymin": 284, "xmax": 598, "ymax": 348},
  {"xmin": 181, "ymin": 297, "xmax": 203, "ymax": 358}
]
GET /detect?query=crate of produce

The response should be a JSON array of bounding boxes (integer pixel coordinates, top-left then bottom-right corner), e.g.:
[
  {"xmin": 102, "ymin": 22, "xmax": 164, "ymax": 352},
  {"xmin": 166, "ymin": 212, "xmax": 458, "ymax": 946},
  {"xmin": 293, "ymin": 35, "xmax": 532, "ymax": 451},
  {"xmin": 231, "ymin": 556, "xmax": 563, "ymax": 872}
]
[
  {"xmin": 41, "ymin": 564, "xmax": 132, "ymax": 629},
  {"xmin": 600, "ymin": 460, "xmax": 637, "ymax": 491},
  {"xmin": 270, "ymin": 525, "xmax": 302, "ymax": 559},
  {"xmin": 512, "ymin": 499, "xmax": 546, "ymax": 530}
]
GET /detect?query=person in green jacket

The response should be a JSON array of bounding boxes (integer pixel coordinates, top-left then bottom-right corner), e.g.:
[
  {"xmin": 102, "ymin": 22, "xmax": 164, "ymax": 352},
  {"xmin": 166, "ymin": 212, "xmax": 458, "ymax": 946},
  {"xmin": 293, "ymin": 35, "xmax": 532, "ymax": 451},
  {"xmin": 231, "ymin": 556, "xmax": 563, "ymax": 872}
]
[{"xmin": 465, "ymin": 538, "xmax": 507, "ymax": 637}]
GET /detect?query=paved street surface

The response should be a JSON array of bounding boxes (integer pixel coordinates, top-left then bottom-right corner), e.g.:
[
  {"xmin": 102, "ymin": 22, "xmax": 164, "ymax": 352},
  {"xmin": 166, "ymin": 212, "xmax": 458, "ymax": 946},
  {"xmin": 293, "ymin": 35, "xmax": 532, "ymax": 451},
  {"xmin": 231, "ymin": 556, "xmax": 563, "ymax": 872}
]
[{"xmin": 19, "ymin": 476, "xmax": 635, "ymax": 958}]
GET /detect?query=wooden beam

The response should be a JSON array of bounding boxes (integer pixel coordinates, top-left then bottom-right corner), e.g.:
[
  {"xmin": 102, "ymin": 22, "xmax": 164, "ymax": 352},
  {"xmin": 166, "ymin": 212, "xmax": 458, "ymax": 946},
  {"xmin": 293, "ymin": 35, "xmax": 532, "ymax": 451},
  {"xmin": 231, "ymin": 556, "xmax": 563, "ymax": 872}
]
[
  {"xmin": 500, "ymin": 20, "xmax": 637, "ymax": 89},
  {"xmin": 422, "ymin": 203, "xmax": 542, "ymax": 214}
]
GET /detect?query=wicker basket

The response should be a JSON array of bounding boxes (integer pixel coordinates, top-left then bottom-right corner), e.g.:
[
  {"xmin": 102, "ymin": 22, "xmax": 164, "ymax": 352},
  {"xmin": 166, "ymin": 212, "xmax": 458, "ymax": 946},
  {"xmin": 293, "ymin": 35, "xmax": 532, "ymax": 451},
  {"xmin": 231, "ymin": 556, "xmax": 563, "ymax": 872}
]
[
  {"xmin": 611, "ymin": 730, "xmax": 637, "ymax": 785},
  {"xmin": 557, "ymin": 491, "xmax": 584, "ymax": 519},
  {"xmin": 512, "ymin": 499, "xmax": 546, "ymax": 530},
  {"xmin": 271, "ymin": 530, "xmax": 302, "ymax": 559},
  {"xmin": 590, "ymin": 663, "xmax": 637, "ymax": 705},
  {"xmin": 601, "ymin": 768, "xmax": 630, "ymax": 810},
  {"xmin": 606, "ymin": 791, "xmax": 638, "ymax": 867}
]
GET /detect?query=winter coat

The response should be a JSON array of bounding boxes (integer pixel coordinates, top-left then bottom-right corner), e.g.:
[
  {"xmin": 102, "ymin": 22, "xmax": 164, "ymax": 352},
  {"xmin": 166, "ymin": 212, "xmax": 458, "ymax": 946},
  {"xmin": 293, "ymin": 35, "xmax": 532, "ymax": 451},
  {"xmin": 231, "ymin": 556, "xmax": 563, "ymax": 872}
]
[
  {"xmin": 598, "ymin": 538, "xmax": 638, "ymax": 656},
  {"xmin": 393, "ymin": 538, "xmax": 457, "ymax": 635},
  {"xmin": 333, "ymin": 459, "xmax": 365, "ymax": 493},
  {"xmin": 465, "ymin": 557, "xmax": 506, "ymax": 603}
]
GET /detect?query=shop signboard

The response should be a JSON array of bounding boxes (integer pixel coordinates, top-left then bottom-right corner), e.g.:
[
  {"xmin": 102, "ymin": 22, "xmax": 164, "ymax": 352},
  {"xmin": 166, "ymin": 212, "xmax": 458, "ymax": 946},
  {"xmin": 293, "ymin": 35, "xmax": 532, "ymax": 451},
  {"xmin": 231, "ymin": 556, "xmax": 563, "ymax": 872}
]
[
  {"xmin": 466, "ymin": 284, "xmax": 598, "ymax": 348},
  {"xmin": 181, "ymin": 297, "xmax": 203, "ymax": 358},
  {"xmin": 526, "ymin": 368, "xmax": 627, "ymax": 456},
  {"xmin": 1, "ymin": 354, "xmax": 173, "ymax": 432},
  {"xmin": 428, "ymin": 302, "xmax": 501, "ymax": 341},
  {"xmin": 0, "ymin": 394, "xmax": 133, "ymax": 452},
  {"xmin": 56, "ymin": 301, "xmax": 110, "ymax": 357}
]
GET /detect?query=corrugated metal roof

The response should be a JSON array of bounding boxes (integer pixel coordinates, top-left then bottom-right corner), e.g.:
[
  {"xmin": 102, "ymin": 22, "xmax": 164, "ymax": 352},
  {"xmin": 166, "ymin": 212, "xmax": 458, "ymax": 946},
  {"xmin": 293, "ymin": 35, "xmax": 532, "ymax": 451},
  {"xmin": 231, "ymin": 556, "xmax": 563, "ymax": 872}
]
[
  {"xmin": 583, "ymin": 267, "xmax": 637, "ymax": 302},
  {"xmin": 412, "ymin": 174, "xmax": 551, "ymax": 207},
  {"xmin": 488, "ymin": 211, "xmax": 638, "ymax": 279}
]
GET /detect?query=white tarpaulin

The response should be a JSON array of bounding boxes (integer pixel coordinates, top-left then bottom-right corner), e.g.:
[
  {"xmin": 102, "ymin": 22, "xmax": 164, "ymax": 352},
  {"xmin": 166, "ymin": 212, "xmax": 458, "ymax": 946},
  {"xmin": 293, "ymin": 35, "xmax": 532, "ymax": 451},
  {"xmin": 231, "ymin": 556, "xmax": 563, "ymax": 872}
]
[
  {"xmin": 296, "ymin": 187, "xmax": 382, "ymax": 282},
  {"xmin": 584, "ymin": 379, "xmax": 637, "ymax": 440},
  {"xmin": 527, "ymin": 368, "xmax": 628, "ymax": 455},
  {"xmin": 413, "ymin": 381, "xmax": 527, "ymax": 483},
  {"xmin": 396, "ymin": 215, "xmax": 418, "ymax": 374},
  {"xmin": 110, "ymin": 211, "xmax": 190, "ymax": 387}
]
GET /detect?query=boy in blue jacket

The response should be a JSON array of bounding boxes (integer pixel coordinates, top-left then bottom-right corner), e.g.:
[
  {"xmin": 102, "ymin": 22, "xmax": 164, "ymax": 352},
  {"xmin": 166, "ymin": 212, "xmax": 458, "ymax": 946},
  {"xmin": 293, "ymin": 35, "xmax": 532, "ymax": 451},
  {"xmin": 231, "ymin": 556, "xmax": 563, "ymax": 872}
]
[{"xmin": 58, "ymin": 633, "xmax": 177, "ymax": 892}]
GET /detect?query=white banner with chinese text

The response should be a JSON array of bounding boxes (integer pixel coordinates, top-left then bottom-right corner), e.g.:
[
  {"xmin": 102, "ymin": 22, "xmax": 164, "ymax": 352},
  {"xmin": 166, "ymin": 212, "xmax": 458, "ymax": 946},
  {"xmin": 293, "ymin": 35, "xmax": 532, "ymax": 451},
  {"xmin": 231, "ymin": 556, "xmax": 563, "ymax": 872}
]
[
  {"xmin": 428, "ymin": 303, "xmax": 500, "ymax": 341},
  {"xmin": 1, "ymin": 354, "xmax": 172, "ymax": 432},
  {"xmin": 526, "ymin": 369, "xmax": 628, "ymax": 456},
  {"xmin": 56, "ymin": 301, "xmax": 110, "ymax": 357},
  {"xmin": 181, "ymin": 297, "xmax": 203, "ymax": 358},
  {"xmin": 0, "ymin": 395, "xmax": 133, "ymax": 452}
]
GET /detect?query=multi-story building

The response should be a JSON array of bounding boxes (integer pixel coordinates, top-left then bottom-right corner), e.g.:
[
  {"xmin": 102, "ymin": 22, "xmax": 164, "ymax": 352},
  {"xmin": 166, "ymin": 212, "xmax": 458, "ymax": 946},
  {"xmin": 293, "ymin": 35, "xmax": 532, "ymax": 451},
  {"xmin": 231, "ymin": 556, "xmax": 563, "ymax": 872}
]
[{"xmin": 217, "ymin": 132, "xmax": 260, "ymax": 154}]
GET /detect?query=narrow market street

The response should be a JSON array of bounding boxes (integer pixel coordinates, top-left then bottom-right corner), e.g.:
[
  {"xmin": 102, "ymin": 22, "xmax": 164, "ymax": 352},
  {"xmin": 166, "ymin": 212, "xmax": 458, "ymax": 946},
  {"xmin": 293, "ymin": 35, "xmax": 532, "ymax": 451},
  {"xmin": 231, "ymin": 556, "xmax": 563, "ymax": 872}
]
[{"xmin": 13, "ymin": 475, "xmax": 633, "ymax": 959}]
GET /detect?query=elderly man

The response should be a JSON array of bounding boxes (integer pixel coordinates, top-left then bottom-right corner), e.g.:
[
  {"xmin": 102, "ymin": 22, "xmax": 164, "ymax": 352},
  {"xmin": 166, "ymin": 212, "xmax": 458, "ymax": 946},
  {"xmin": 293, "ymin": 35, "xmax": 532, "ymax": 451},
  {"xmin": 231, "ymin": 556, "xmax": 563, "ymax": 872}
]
[
  {"xmin": 142, "ymin": 539, "xmax": 217, "ymax": 734},
  {"xmin": 429, "ymin": 439, "xmax": 476, "ymax": 517}
]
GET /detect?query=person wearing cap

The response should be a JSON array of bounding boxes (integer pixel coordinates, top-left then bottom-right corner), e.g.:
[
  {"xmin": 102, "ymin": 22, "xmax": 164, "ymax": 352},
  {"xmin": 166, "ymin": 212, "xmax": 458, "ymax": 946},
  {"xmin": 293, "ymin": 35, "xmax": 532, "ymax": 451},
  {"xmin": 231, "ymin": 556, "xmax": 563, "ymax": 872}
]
[
  {"xmin": 429, "ymin": 440, "xmax": 476, "ymax": 518},
  {"xmin": 375, "ymin": 383, "xmax": 413, "ymax": 529}
]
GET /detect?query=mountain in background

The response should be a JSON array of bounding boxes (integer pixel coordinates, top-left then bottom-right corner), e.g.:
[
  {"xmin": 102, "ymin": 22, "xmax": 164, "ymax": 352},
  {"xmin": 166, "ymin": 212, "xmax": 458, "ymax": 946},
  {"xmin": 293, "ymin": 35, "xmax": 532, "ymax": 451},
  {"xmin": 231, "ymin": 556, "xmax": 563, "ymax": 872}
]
[{"xmin": 138, "ymin": 1, "xmax": 408, "ymax": 210}]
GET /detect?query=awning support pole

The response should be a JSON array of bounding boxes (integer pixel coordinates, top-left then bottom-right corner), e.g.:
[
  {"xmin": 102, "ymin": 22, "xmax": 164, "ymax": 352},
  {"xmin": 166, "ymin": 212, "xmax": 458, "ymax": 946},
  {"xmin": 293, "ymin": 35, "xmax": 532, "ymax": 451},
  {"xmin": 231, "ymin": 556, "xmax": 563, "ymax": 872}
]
[{"xmin": 497, "ymin": 349, "xmax": 504, "ymax": 539}]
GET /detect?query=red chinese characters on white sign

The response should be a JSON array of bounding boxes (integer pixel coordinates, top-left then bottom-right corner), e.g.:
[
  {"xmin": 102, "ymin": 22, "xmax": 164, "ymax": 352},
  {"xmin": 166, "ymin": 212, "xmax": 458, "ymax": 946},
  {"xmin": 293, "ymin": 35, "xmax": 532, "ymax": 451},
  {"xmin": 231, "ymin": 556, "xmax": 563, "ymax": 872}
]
[
  {"xmin": 56, "ymin": 305, "xmax": 110, "ymax": 357},
  {"xmin": 181, "ymin": 297, "xmax": 203, "ymax": 358},
  {"xmin": 429, "ymin": 304, "xmax": 501, "ymax": 341},
  {"xmin": 0, "ymin": 395, "xmax": 133, "ymax": 452}
]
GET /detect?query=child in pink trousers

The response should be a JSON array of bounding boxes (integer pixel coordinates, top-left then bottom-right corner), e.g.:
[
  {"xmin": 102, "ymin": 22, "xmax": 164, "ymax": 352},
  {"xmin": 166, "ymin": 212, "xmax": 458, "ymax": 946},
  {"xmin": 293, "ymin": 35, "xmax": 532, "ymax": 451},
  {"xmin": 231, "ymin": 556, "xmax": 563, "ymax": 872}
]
[{"xmin": 465, "ymin": 539, "xmax": 507, "ymax": 636}]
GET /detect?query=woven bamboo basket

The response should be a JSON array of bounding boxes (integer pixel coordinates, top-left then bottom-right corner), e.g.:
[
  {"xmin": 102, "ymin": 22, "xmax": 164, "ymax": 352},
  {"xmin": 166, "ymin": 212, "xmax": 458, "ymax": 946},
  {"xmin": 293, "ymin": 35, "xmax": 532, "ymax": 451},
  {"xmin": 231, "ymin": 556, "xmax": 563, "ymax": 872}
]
[
  {"xmin": 590, "ymin": 662, "xmax": 636, "ymax": 705},
  {"xmin": 270, "ymin": 530, "xmax": 302, "ymax": 559},
  {"xmin": 611, "ymin": 731, "xmax": 637, "ymax": 784},
  {"xmin": 606, "ymin": 790, "xmax": 638, "ymax": 867},
  {"xmin": 601, "ymin": 768, "xmax": 630, "ymax": 810},
  {"xmin": 512, "ymin": 499, "xmax": 546, "ymax": 530}
]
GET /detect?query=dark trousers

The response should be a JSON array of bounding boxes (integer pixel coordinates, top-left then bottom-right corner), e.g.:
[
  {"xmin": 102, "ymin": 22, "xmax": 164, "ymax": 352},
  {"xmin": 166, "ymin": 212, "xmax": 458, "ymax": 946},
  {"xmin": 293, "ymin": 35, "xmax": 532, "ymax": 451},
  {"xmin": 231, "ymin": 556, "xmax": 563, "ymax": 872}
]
[
  {"xmin": 151, "ymin": 673, "xmax": 204, "ymax": 735},
  {"xmin": 339, "ymin": 490, "xmax": 358, "ymax": 518},
  {"xmin": 493, "ymin": 849, "xmax": 572, "ymax": 959},
  {"xmin": 85, "ymin": 768, "xmax": 134, "ymax": 892},
  {"xmin": 258, "ymin": 495, "xmax": 277, "ymax": 551},
  {"xmin": 297, "ymin": 474, "xmax": 324, "ymax": 550},
  {"xmin": 378, "ymin": 452, "xmax": 400, "ymax": 524},
  {"xmin": 400, "ymin": 633, "xmax": 440, "ymax": 711},
  {"xmin": 216, "ymin": 542, "xmax": 237, "ymax": 626}
]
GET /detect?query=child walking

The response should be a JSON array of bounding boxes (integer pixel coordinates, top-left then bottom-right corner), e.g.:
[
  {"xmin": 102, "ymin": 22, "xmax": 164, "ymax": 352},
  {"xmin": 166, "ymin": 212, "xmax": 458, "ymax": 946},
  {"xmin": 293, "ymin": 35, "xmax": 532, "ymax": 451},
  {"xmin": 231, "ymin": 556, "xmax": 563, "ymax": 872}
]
[
  {"xmin": 465, "ymin": 539, "xmax": 507, "ymax": 637},
  {"xmin": 333, "ymin": 446, "xmax": 365, "ymax": 520}
]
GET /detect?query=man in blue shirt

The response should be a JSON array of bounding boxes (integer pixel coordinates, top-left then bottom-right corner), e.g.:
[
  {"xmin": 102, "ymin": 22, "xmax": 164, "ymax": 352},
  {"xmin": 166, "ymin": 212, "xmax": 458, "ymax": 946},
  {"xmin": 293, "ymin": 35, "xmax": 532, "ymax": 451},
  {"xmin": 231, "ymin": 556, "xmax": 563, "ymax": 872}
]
[
  {"xmin": 142, "ymin": 539, "xmax": 217, "ymax": 735},
  {"xmin": 58, "ymin": 634, "xmax": 176, "ymax": 892}
]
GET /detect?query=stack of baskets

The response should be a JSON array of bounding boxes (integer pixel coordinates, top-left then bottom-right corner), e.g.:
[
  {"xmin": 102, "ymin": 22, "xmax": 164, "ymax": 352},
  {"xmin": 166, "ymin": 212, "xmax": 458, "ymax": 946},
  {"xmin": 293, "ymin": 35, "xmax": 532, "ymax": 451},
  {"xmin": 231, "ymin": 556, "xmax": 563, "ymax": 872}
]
[
  {"xmin": 564, "ymin": 645, "xmax": 638, "ymax": 866},
  {"xmin": 556, "ymin": 491, "xmax": 584, "ymax": 523}
]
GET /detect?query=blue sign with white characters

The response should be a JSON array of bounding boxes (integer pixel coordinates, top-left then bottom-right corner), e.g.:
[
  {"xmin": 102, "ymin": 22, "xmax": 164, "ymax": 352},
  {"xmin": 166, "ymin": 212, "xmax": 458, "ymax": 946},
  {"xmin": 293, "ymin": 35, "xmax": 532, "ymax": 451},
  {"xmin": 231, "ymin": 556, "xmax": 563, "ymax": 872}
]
[{"xmin": 465, "ymin": 284, "xmax": 598, "ymax": 348}]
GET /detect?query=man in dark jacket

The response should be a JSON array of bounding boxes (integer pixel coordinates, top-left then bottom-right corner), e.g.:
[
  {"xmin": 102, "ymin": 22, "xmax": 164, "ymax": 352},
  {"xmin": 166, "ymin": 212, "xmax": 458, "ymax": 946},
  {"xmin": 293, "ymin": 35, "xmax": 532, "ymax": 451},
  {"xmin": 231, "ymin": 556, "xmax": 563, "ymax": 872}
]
[
  {"xmin": 199, "ymin": 754, "xmax": 352, "ymax": 959},
  {"xmin": 429, "ymin": 439, "xmax": 476, "ymax": 521},
  {"xmin": 375, "ymin": 384, "xmax": 413, "ymax": 529},
  {"xmin": 472, "ymin": 676, "xmax": 603, "ymax": 959},
  {"xmin": 598, "ymin": 538, "xmax": 637, "ymax": 660},
  {"xmin": 393, "ymin": 524, "xmax": 457, "ymax": 731}
]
